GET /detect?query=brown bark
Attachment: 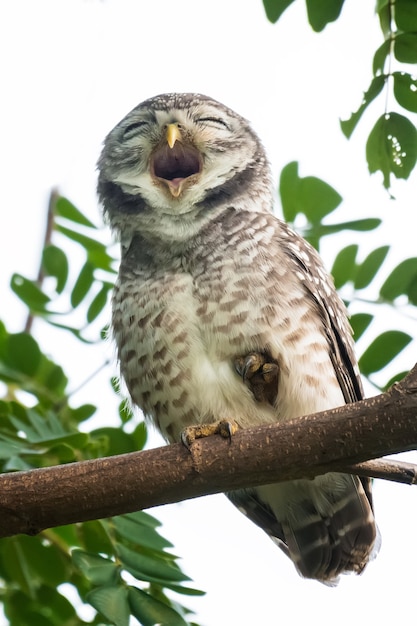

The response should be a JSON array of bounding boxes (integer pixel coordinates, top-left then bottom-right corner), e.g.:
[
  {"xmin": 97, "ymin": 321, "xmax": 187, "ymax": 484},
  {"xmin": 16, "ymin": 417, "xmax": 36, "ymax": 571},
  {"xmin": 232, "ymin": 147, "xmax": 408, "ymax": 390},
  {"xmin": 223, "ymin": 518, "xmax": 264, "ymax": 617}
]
[{"xmin": 0, "ymin": 365, "xmax": 416, "ymax": 538}]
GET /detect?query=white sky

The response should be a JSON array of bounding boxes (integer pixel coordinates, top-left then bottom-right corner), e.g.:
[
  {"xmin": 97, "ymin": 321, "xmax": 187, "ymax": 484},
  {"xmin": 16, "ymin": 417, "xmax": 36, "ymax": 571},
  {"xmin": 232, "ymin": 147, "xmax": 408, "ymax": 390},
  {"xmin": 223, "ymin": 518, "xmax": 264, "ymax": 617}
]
[{"xmin": 1, "ymin": 1, "xmax": 416, "ymax": 625}]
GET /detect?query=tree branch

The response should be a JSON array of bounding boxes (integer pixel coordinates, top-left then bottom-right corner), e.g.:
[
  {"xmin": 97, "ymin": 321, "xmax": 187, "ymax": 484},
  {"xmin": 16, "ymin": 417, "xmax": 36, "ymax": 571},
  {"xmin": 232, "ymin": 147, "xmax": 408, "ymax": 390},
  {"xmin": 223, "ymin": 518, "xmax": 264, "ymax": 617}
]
[{"xmin": 0, "ymin": 364, "xmax": 416, "ymax": 538}]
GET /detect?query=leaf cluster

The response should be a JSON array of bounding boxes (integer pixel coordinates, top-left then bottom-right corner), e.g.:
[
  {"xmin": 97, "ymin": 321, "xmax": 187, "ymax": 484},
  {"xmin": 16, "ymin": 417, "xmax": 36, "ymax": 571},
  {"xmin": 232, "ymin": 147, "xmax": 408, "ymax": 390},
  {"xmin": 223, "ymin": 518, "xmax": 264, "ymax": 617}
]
[
  {"xmin": 263, "ymin": 0, "xmax": 417, "ymax": 189},
  {"xmin": 0, "ymin": 195, "xmax": 202, "ymax": 625},
  {"xmin": 11, "ymin": 196, "xmax": 116, "ymax": 342}
]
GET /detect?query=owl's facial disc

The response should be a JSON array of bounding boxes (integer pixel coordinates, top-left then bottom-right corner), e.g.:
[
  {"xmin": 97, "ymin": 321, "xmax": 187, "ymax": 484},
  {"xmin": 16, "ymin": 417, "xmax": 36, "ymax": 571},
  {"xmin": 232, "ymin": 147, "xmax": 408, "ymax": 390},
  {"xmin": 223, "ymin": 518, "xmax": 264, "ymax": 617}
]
[{"xmin": 150, "ymin": 124, "xmax": 202, "ymax": 198}]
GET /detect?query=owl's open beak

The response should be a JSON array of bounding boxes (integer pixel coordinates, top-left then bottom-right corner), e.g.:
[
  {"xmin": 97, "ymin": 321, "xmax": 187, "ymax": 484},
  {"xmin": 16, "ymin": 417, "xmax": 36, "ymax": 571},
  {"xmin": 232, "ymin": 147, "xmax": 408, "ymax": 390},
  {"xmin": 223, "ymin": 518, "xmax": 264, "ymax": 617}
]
[{"xmin": 150, "ymin": 124, "xmax": 202, "ymax": 198}]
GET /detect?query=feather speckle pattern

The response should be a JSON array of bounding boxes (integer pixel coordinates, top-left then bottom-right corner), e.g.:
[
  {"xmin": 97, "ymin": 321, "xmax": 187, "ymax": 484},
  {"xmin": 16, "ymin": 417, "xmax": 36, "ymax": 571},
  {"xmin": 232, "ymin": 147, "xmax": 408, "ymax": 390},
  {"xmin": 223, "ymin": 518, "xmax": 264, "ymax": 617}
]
[{"xmin": 98, "ymin": 93, "xmax": 378, "ymax": 583}]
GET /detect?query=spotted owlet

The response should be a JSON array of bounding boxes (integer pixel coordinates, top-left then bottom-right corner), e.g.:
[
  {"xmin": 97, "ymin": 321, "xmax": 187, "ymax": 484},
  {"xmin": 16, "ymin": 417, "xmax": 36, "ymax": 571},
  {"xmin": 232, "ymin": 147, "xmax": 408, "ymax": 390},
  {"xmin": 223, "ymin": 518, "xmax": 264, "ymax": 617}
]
[{"xmin": 98, "ymin": 93, "xmax": 378, "ymax": 583}]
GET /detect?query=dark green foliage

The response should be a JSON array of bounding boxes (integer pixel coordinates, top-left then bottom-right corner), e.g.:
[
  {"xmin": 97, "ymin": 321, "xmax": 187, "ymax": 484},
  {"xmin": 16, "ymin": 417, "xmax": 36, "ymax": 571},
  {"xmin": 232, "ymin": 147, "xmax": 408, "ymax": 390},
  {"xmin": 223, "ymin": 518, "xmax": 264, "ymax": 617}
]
[
  {"xmin": 359, "ymin": 331, "xmax": 413, "ymax": 376},
  {"xmin": 354, "ymin": 246, "xmax": 390, "ymax": 290},
  {"xmin": 366, "ymin": 113, "xmax": 417, "ymax": 189},
  {"xmin": 380, "ymin": 258, "xmax": 417, "ymax": 305},
  {"xmin": 279, "ymin": 162, "xmax": 380, "ymax": 249},
  {"xmin": 262, "ymin": 0, "xmax": 295, "ymax": 23},
  {"xmin": 1, "ymin": 195, "xmax": 203, "ymax": 625},
  {"xmin": 263, "ymin": 0, "xmax": 345, "ymax": 31}
]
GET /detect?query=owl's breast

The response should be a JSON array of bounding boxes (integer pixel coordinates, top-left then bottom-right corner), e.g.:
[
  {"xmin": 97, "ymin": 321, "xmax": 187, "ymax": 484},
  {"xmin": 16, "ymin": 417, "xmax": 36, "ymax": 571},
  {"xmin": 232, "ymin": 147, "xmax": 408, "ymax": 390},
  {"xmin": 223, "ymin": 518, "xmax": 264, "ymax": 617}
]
[
  {"xmin": 112, "ymin": 213, "xmax": 344, "ymax": 442},
  {"xmin": 112, "ymin": 254, "xmax": 279, "ymax": 442}
]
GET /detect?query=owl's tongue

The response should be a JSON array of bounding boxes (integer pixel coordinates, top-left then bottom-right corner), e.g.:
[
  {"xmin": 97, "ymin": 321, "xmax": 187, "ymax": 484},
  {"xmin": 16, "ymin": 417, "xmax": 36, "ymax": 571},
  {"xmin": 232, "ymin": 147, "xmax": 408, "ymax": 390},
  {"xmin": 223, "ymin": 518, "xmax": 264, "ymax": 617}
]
[{"xmin": 151, "ymin": 142, "xmax": 201, "ymax": 196}]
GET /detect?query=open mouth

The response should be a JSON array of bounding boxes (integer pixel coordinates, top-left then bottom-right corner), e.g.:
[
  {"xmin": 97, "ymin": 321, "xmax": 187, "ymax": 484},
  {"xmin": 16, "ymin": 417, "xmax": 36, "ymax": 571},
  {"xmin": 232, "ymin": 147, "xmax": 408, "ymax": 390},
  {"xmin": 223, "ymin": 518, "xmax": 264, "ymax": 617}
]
[{"xmin": 151, "ymin": 142, "xmax": 202, "ymax": 196}]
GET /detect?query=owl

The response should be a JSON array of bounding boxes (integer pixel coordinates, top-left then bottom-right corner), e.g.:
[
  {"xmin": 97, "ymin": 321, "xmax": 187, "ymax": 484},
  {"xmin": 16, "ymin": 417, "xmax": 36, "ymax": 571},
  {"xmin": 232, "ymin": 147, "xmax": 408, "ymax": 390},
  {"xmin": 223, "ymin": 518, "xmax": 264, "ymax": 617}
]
[{"xmin": 97, "ymin": 93, "xmax": 378, "ymax": 583}]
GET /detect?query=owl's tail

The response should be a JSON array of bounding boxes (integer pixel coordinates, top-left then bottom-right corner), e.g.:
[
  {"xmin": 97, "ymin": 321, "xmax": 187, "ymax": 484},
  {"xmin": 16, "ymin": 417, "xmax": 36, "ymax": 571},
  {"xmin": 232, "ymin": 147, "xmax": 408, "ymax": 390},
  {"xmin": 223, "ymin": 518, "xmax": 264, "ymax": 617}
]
[
  {"xmin": 278, "ymin": 474, "xmax": 379, "ymax": 583},
  {"xmin": 228, "ymin": 472, "xmax": 379, "ymax": 584}
]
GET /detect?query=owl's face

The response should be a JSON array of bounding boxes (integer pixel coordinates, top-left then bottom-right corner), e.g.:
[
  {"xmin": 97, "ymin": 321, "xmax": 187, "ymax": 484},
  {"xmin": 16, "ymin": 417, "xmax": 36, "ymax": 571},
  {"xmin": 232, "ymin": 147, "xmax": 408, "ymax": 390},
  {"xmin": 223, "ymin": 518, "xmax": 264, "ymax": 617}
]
[{"xmin": 98, "ymin": 93, "xmax": 269, "ymax": 222}]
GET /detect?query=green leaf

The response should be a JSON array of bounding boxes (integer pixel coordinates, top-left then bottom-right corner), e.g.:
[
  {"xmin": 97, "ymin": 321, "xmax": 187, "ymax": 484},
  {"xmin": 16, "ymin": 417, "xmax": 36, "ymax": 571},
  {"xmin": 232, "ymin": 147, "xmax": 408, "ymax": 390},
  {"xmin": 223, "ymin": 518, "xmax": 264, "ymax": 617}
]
[
  {"xmin": 69, "ymin": 403, "xmax": 97, "ymax": 423},
  {"xmin": 70, "ymin": 261, "xmax": 95, "ymax": 308},
  {"xmin": 4, "ymin": 455, "xmax": 32, "ymax": 471},
  {"xmin": 372, "ymin": 39, "xmax": 391, "ymax": 75},
  {"xmin": 86, "ymin": 246, "xmax": 117, "ymax": 273},
  {"xmin": 393, "ymin": 72, "xmax": 417, "ymax": 113},
  {"xmin": 42, "ymin": 361, "xmax": 67, "ymax": 394},
  {"xmin": 87, "ymin": 585, "xmax": 130, "ymax": 626},
  {"xmin": 262, "ymin": 0, "xmax": 295, "ymax": 23},
  {"xmin": 161, "ymin": 582, "xmax": 205, "ymax": 596},
  {"xmin": 306, "ymin": 0, "xmax": 345, "ymax": 32},
  {"xmin": 113, "ymin": 516, "xmax": 174, "ymax": 552},
  {"xmin": 42, "ymin": 245, "xmax": 69, "ymax": 294},
  {"xmin": 46, "ymin": 320, "xmax": 96, "ymax": 343},
  {"xmin": 279, "ymin": 162, "xmax": 342, "ymax": 223},
  {"xmin": 128, "ymin": 585, "xmax": 189, "ymax": 626},
  {"xmin": 10, "ymin": 274, "xmax": 51, "ymax": 311},
  {"xmin": 350, "ymin": 313, "xmax": 373, "ymax": 341},
  {"xmin": 5, "ymin": 333, "xmax": 41, "ymax": 376},
  {"xmin": 37, "ymin": 585, "xmax": 77, "ymax": 622},
  {"xmin": 124, "ymin": 510, "xmax": 164, "ymax": 529},
  {"xmin": 3, "ymin": 586, "xmax": 77, "ymax": 625},
  {"xmin": 2, "ymin": 538, "xmax": 36, "ymax": 596},
  {"xmin": 299, "ymin": 176, "xmax": 342, "ymax": 223},
  {"xmin": 303, "ymin": 218, "xmax": 381, "ymax": 244},
  {"xmin": 359, "ymin": 330, "xmax": 412, "ymax": 375},
  {"xmin": 331, "ymin": 244, "xmax": 358, "ymax": 288},
  {"xmin": 366, "ymin": 112, "xmax": 417, "ymax": 188},
  {"xmin": 377, "ymin": 1, "xmax": 391, "ymax": 35},
  {"xmin": 78, "ymin": 520, "xmax": 115, "ymax": 555},
  {"xmin": 132, "ymin": 421, "xmax": 148, "ymax": 450},
  {"xmin": 380, "ymin": 257, "xmax": 417, "ymax": 304},
  {"xmin": 55, "ymin": 196, "xmax": 97, "ymax": 228},
  {"xmin": 0, "ymin": 440, "xmax": 28, "ymax": 461},
  {"xmin": 118, "ymin": 399, "xmax": 134, "ymax": 425},
  {"xmin": 394, "ymin": 33, "xmax": 417, "ymax": 63},
  {"xmin": 15, "ymin": 535, "xmax": 69, "ymax": 587},
  {"xmin": 340, "ymin": 75, "xmax": 386, "ymax": 139},
  {"xmin": 395, "ymin": 0, "xmax": 417, "ymax": 31},
  {"xmin": 57, "ymin": 224, "xmax": 107, "ymax": 252},
  {"xmin": 322, "ymin": 218, "xmax": 381, "ymax": 234},
  {"xmin": 279, "ymin": 161, "xmax": 300, "ymax": 222},
  {"xmin": 384, "ymin": 370, "xmax": 409, "ymax": 390},
  {"xmin": 91, "ymin": 427, "xmax": 138, "ymax": 456},
  {"xmin": 354, "ymin": 245, "xmax": 390, "ymax": 289},
  {"xmin": 117, "ymin": 543, "xmax": 189, "ymax": 585},
  {"xmin": 87, "ymin": 284, "xmax": 110, "ymax": 323},
  {"xmin": 72, "ymin": 550, "xmax": 120, "ymax": 586},
  {"xmin": 9, "ymin": 409, "xmax": 88, "ymax": 447}
]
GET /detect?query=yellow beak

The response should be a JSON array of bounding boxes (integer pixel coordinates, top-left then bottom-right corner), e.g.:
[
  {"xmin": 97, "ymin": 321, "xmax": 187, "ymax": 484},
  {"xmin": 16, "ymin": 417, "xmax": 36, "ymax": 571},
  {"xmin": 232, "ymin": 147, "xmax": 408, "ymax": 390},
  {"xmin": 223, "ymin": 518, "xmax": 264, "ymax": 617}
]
[{"xmin": 166, "ymin": 123, "xmax": 182, "ymax": 148}]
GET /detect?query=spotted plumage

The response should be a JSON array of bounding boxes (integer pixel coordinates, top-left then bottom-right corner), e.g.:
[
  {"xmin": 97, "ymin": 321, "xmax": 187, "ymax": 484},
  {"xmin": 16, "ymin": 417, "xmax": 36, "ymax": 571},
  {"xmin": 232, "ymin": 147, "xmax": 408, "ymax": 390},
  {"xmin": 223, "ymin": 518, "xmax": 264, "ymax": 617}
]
[{"xmin": 98, "ymin": 93, "xmax": 378, "ymax": 583}]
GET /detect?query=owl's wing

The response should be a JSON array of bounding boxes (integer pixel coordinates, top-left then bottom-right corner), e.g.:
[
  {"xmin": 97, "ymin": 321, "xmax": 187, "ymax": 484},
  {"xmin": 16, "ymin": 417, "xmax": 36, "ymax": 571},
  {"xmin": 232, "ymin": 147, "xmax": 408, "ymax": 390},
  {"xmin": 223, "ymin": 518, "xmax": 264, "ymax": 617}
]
[
  {"xmin": 281, "ymin": 224, "xmax": 375, "ymax": 507},
  {"xmin": 226, "ymin": 488, "xmax": 289, "ymax": 556},
  {"xmin": 227, "ymin": 221, "xmax": 376, "ymax": 581},
  {"xmin": 280, "ymin": 221, "xmax": 363, "ymax": 404}
]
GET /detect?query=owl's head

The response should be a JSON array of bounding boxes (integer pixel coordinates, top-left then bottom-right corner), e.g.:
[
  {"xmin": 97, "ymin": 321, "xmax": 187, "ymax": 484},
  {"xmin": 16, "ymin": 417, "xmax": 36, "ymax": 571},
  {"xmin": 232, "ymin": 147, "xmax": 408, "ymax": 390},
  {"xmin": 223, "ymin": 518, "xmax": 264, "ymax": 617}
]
[{"xmin": 98, "ymin": 93, "xmax": 272, "ymax": 242}]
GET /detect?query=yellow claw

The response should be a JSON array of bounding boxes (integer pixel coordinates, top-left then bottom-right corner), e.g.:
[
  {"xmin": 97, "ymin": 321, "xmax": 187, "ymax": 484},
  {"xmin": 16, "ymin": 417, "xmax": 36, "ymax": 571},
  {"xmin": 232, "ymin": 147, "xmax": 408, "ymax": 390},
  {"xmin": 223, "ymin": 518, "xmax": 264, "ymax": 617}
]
[{"xmin": 166, "ymin": 123, "xmax": 182, "ymax": 148}]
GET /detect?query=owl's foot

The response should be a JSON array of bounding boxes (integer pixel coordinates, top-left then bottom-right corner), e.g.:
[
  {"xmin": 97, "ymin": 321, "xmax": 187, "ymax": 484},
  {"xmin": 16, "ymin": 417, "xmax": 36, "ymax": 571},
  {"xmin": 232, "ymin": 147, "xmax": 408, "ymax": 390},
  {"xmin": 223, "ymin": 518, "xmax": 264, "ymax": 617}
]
[
  {"xmin": 234, "ymin": 352, "xmax": 279, "ymax": 406},
  {"xmin": 181, "ymin": 419, "xmax": 239, "ymax": 448}
]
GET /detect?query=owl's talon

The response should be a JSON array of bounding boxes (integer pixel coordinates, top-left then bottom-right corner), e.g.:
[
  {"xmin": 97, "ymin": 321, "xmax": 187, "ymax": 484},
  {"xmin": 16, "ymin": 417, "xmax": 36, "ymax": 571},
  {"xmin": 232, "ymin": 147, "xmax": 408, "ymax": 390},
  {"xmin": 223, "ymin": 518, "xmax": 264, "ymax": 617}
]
[
  {"xmin": 234, "ymin": 352, "xmax": 279, "ymax": 406},
  {"xmin": 181, "ymin": 419, "xmax": 239, "ymax": 448}
]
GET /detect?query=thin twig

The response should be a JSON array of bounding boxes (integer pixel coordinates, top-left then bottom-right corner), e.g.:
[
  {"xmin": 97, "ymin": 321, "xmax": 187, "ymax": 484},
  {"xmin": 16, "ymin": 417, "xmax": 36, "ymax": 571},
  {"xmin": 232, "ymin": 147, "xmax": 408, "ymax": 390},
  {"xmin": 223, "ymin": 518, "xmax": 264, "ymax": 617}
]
[
  {"xmin": 344, "ymin": 458, "xmax": 417, "ymax": 485},
  {"xmin": 24, "ymin": 188, "xmax": 59, "ymax": 334}
]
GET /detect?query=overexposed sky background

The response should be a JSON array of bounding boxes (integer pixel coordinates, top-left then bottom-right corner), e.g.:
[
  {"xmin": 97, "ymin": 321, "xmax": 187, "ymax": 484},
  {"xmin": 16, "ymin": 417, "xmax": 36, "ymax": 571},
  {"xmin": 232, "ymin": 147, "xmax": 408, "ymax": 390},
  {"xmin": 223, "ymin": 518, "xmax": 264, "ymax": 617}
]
[{"xmin": 1, "ymin": 1, "xmax": 416, "ymax": 625}]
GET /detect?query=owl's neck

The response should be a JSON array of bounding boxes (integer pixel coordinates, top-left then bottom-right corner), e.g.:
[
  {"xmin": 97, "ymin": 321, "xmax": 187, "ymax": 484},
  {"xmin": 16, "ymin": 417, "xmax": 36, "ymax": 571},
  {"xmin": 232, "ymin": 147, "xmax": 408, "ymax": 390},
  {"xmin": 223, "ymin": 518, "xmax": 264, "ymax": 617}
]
[{"xmin": 101, "ymin": 161, "xmax": 274, "ymax": 250}]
